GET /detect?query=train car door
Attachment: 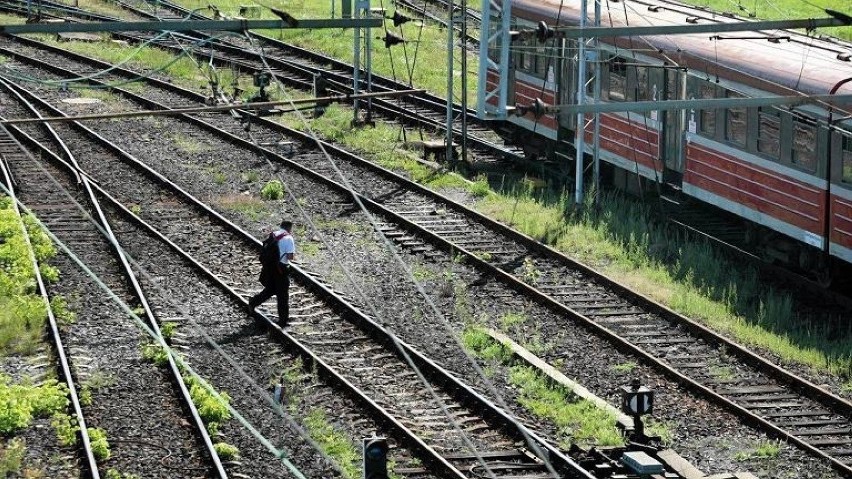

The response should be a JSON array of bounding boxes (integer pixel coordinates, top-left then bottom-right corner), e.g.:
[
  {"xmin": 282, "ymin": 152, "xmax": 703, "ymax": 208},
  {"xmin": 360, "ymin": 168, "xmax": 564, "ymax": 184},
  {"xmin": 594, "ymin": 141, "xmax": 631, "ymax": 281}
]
[{"xmin": 660, "ymin": 68, "xmax": 686, "ymax": 184}]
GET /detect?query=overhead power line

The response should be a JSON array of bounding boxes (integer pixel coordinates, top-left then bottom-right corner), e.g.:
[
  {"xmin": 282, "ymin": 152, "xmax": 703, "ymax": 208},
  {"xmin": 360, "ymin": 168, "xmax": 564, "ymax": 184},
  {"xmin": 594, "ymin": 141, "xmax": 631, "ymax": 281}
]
[{"xmin": 0, "ymin": 89, "xmax": 424, "ymax": 125}]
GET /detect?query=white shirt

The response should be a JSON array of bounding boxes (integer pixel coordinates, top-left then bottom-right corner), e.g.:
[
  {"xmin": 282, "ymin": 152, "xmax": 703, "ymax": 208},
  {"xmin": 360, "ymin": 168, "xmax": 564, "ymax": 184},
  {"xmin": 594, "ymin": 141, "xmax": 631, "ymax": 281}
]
[{"xmin": 274, "ymin": 229, "xmax": 295, "ymax": 265}]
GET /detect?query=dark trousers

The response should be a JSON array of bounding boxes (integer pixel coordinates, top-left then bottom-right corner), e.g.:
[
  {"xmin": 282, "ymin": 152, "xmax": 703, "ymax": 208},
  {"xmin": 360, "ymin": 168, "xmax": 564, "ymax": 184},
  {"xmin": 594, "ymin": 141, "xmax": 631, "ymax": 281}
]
[{"xmin": 249, "ymin": 267, "xmax": 290, "ymax": 323}]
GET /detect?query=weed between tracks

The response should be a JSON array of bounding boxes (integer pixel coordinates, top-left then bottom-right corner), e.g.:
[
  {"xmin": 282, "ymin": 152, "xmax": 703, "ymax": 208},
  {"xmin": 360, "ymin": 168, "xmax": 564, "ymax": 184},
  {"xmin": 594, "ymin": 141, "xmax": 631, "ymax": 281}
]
[
  {"xmin": 461, "ymin": 327, "xmax": 625, "ymax": 447},
  {"xmin": 139, "ymin": 324, "xmax": 239, "ymax": 458},
  {"xmin": 169, "ymin": 0, "xmax": 478, "ymax": 101},
  {"xmin": 16, "ymin": 0, "xmax": 850, "ymax": 386},
  {"xmin": 277, "ymin": 98, "xmax": 852, "ymax": 381},
  {"xmin": 278, "ymin": 358, "xmax": 380, "ymax": 479}
]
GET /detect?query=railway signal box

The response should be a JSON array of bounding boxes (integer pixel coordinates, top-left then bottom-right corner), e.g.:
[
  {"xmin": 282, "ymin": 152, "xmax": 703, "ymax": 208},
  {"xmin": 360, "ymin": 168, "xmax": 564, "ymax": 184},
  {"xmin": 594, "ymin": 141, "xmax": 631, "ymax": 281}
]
[{"xmin": 363, "ymin": 436, "xmax": 388, "ymax": 479}]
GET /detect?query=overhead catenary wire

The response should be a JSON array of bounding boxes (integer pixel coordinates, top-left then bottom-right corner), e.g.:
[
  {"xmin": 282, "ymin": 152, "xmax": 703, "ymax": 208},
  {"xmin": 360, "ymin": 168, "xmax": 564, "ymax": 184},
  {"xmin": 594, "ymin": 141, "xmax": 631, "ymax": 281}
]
[
  {"xmin": 243, "ymin": 31, "xmax": 507, "ymax": 479},
  {"xmin": 244, "ymin": 30, "xmax": 566, "ymax": 479},
  {"xmin": 0, "ymin": 173, "xmax": 318, "ymax": 479},
  {"xmin": 0, "ymin": 109, "xmax": 342, "ymax": 477}
]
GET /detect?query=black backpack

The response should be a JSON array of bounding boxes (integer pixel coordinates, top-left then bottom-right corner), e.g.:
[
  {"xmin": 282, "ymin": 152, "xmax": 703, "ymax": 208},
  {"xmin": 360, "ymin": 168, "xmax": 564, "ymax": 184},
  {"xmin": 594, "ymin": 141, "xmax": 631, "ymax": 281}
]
[{"xmin": 260, "ymin": 231, "xmax": 288, "ymax": 268}]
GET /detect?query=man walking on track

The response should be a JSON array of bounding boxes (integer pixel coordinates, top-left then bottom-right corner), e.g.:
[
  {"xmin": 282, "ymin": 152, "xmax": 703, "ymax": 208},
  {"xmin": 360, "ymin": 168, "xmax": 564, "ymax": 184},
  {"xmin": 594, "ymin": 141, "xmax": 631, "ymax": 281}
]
[{"xmin": 248, "ymin": 220, "xmax": 296, "ymax": 326}]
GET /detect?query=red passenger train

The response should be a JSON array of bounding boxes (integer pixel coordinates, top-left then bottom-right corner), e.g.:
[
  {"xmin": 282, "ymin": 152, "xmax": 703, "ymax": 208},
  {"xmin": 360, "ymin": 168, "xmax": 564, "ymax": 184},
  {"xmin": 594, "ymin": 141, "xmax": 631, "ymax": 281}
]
[{"xmin": 477, "ymin": 0, "xmax": 852, "ymax": 283}]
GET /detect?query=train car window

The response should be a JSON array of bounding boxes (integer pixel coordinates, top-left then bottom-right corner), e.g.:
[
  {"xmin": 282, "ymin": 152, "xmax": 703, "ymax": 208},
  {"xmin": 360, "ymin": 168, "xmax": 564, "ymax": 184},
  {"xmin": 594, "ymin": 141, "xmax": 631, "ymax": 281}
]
[
  {"xmin": 607, "ymin": 58, "xmax": 627, "ymax": 101},
  {"xmin": 697, "ymin": 83, "xmax": 716, "ymax": 136},
  {"xmin": 757, "ymin": 107, "xmax": 781, "ymax": 159},
  {"xmin": 535, "ymin": 45, "xmax": 548, "ymax": 78},
  {"xmin": 521, "ymin": 40, "xmax": 534, "ymax": 72},
  {"xmin": 725, "ymin": 91, "xmax": 747, "ymax": 147},
  {"xmin": 843, "ymin": 136, "xmax": 852, "ymax": 184},
  {"xmin": 629, "ymin": 66, "xmax": 650, "ymax": 101},
  {"xmin": 791, "ymin": 119, "xmax": 817, "ymax": 172}
]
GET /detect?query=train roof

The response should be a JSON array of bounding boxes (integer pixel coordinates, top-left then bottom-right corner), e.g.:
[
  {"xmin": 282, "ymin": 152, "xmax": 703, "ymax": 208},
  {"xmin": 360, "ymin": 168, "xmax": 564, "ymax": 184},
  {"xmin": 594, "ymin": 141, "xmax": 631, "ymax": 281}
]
[{"xmin": 510, "ymin": 0, "xmax": 852, "ymax": 97}]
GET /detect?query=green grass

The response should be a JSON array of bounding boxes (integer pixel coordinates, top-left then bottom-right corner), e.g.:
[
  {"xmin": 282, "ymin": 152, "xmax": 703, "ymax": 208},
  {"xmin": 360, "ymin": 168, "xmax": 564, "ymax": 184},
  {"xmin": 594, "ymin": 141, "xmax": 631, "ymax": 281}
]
[
  {"xmin": 171, "ymin": 133, "xmax": 211, "ymax": 153},
  {"xmin": 510, "ymin": 366, "xmax": 624, "ymax": 447},
  {"xmin": 277, "ymin": 103, "xmax": 471, "ymax": 191},
  {"xmin": 611, "ymin": 362, "xmax": 637, "ymax": 374},
  {"xmin": 34, "ymin": 35, "xmax": 263, "ymax": 98},
  {"xmin": 499, "ymin": 312, "xmax": 527, "ymax": 329},
  {"xmin": 260, "ymin": 179, "xmax": 285, "ymax": 200},
  {"xmin": 0, "ymin": 198, "xmax": 57, "ymax": 356},
  {"xmin": 471, "ymin": 187, "xmax": 852, "ymax": 382},
  {"xmin": 173, "ymin": 0, "xmax": 478, "ymax": 101},
  {"xmin": 462, "ymin": 327, "xmax": 625, "ymax": 447},
  {"xmin": 278, "ymin": 359, "xmax": 403, "ymax": 479},
  {"xmin": 303, "ymin": 409, "xmax": 361, "ymax": 479},
  {"xmin": 679, "ymin": 0, "xmax": 851, "ymax": 40},
  {"xmin": 734, "ymin": 439, "xmax": 782, "ymax": 461},
  {"xmin": 216, "ymin": 194, "xmax": 267, "ymax": 221},
  {"xmin": 53, "ymin": 0, "xmax": 130, "ymax": 18}
]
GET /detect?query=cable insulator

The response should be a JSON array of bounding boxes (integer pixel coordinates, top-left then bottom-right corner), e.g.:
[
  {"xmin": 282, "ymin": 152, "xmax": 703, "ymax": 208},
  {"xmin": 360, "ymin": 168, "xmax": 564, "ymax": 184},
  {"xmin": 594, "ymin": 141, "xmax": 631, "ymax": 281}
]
[
  {"xmin": 383, "ymin": 32, "xmax": 405, "ymax": 48},
  {"xmin": 536, "ymin": 21, "xmax": 554, "ymax": 42},
  {"xmin": 532, "ymin": 98, "xmax": 549, "ymax": 119},
  {"xmin": 391, "ymin": 11, "xmax": 412, "ymax": 27}
]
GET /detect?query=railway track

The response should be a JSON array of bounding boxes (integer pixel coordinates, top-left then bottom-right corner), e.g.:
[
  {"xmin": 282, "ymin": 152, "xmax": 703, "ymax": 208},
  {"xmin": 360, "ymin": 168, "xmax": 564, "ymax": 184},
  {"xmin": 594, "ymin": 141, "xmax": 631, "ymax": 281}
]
[
  {"xmin": 2, "ymin": 27, "xmax": 851, "ymax": 477},
  {"xmin": 391, "ymin": 0, "xmax": 481, "ymax": 48},
  {"xmin": 0, "ymin": 79, "xmax": 225, "ymax": 478},
  {"xmin": 0, "ymin": 69, "xmax": 610, "ymax": 479},
  {"xmin": 1, "ymin": 0, "xmax": 518, "ymax": 162},
  {"xmin": 0, "ymin": 123, "xmax": 95, "ymax": 478}
]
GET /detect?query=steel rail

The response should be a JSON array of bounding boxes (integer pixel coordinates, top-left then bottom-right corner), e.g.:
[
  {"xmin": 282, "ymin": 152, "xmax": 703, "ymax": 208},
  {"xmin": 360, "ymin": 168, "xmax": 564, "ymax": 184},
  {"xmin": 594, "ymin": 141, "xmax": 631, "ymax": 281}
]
[
  {"xmin": 0, "ymin": 123, "xmax": 101, "ymax": 479},
  {"xmin": 5, "ymin": 33, "xmax": 851, "ymax": 475},
  {"xmin": 5, "ymin": 79, "xmax": 597, "ymax": 479},
  {"xmin": 0, "ymin": 0, "xmax": 522, "ymax": 161},
  {"xmin": 392, "ymin": 0, "xmax": 480, "ymax": 47},
  {"xmin": 115, "ymin": 0, "xmax": 515, "ymax": 146},
  {"xmin": 82, "ymin": 66, "xmax": 852, "ymax": 475},
  {"xmin": 0, "ymin": 77, "xmax": 229, "ymax": 479},
  {"xmin": 0, "ymin": 18, "xmax": 384, "ymax": 34}
]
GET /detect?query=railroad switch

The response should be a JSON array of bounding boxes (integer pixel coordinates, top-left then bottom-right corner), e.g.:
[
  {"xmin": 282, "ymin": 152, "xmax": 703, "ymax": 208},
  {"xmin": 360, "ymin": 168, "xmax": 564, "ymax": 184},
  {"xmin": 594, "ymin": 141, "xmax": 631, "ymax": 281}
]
[{"xmin": 422, "ymin": 139, "xmax": 458, "ymax": 164}]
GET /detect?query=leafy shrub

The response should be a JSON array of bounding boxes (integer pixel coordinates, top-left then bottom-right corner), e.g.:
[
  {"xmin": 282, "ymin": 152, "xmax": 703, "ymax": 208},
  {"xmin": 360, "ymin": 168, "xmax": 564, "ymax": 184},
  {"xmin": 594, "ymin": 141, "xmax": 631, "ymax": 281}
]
[
  {"xmin": 140, "ymin": 343, "xmax": 169, "ymax": 366},
  {"xmin": 214, "ymin": 442, "xmax": 239, "ymax": 460},
  {"xmin": 0, "ymin": 376, "xmax": 68, "ymax": 435},
  {"xmin": 106, "ymin": 469, "xmax": 139, "ymax": 479},
  {"xmin": 469, "ymin": 175, "xmax": 491, "ymax": 198},
  {"xmin": 51, "ymin": 296, "xmax": 76, "ymax": 324},
  {"xmin": 0, "ymin": 438, "xmax": 25, "ymax": 477},
  {"xmin": 51, "ymin": 413, "xmax": 79, "ymax": 446},
  {"xmin": 189, "ymin": 381, "xmax": 231, "ymax": 425},
  {"xmin": 88, "ymin": 427, "xmax": 110, "ymax": 461},
  {"xmin": 160, "ymin": 322, "xmax": 177, "ymax": 342},
  {"xmin": 260, "ymin": 180, "xmax": 284, "ymax": 200}
]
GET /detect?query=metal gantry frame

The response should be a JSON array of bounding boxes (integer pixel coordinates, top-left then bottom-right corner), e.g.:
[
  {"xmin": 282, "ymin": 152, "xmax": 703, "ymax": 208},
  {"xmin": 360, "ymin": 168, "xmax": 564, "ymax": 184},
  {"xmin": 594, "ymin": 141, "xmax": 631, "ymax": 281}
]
[
  {"xmin": 476, "ymin": 0, "xmax": 512, "ymax": 120},
  {"xmin": 352, "ymin": 0, "xmax": 374, "ymax": 124},
  {"xmin": 476, "ymin": 7, "xmax": 852, "ymax": 202}
]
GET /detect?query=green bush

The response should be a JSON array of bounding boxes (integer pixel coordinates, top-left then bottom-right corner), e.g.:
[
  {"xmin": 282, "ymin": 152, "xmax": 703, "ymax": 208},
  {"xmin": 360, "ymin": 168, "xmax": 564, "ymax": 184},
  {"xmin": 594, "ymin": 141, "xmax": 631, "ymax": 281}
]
[
  {"xmin": 0, "ymin": 198, "xmax": 59, "ymax": 356},
  {"xmin": 214, "ymin": 442, "xmax": 239, "ymax": 460},
  {"xmin": 161, "ymin": 322, "xmax": 177, "ymax": 342},
  {"xmin": 260, "ymin": 180, "xmax": 284, "ymax": 200},
  {"xmin": 88, "ymin": 427, "xmax": 110, "ymax": 461},
  {"xmin": 184, "ymin": 375, "xmax": 231, "ymax": 432},
  {"xmin": 469, "ymin": 175, "xmax": 491, "ymax": 198},
  {"xmin": 52, "ymin": 413, "xmax": 79, "ymax": 446},
  {"xmin": 0, "ymin": 376, "xmax": 68, "ymax": 435},
  {"xmin": 0, "ymin": 438, "xmax": 25, "ymax": 477},
  {"xmin": 51, "ymin": 296, "xmax": 76, "ymax": 324},
  {"xmin": 106, "ymin": 469, "xmax": 139, "ymax": 479},
  {"xmin": 140, "ymin": 343, "xmax": 169, "ymax": 366}
]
